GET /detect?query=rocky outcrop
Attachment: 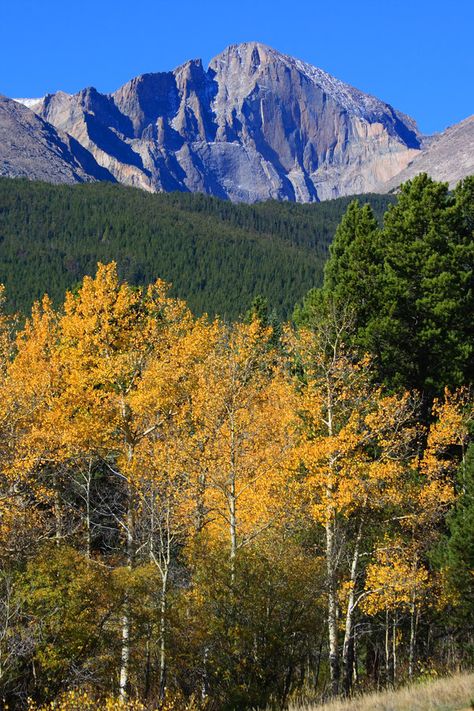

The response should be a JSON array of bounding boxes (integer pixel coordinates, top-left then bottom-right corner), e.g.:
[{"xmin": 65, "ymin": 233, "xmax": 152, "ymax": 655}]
[
  {"xmin": 31, "ymin": 42, "xmax": 426, "ymax": 201},
  {"xmin": 0, "ymin": 95, "xmax": 115, "ymax": 184},
  {"xmin": 382, "ymin": 115, "xmax": 474, "ymax": 191}
]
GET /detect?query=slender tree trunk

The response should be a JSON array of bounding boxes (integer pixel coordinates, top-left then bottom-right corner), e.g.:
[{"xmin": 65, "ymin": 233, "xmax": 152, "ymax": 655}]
[
  {"xmin": 54, "ymin": 473, "xmax": 61, "ymax": 545},
  {"xmin": 325, "ymin": 379, "xmax": 339, "ymax": 697},
  {"xmin": 229, "ymin": 410, "xmax": 237, "ymax": 587},
  {"xmin": 408, "ymin": 593, "xmax": 418, "ymax": 680},
  {"xmin": 392, "ymin": 615, "xmax": 397, "ymax": 686},
  {"xmin": 119, "ymin": 602, "xmax": 130, "ymax": 700},
  {"xmin": 325, "ymin": 515, "xmax": 340, "ymax": 696},
  {"xmin": 159, "ymin": 568, "xmax": 168, "ymax": 699},
  {"xmin": 342, "ymin": 519, "xmax": 363, "ymax": 696},
  {"xmin": 119, "ymin": 442, "xmax": 134, "ymax": 702},
  {"xmin": 385, "ymin": 608, "xmax": 390, "ymax": 684},
  {"xmin": 85, "ymin": 458, "xmax": 92, "ymax": 558},
  {"xmin": 229, "ymin": 485, "xmax": 237, "ymax": 587},
  {"xmin": 201, "ymin": 646, "xmax": 209, "ymax": 702}
]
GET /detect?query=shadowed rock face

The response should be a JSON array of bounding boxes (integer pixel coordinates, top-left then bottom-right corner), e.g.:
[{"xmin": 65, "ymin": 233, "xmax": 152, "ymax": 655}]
[
  {"xmin": 0, "ymin": 95, "xmax": 115, "ymax": 184},
  {"xmin": 382, "ymin": 115, "xmax": 474, "ymax": 191},
  {"xmin": 28, "ymin": 42, "xmax": 426, "ymax": 202}
]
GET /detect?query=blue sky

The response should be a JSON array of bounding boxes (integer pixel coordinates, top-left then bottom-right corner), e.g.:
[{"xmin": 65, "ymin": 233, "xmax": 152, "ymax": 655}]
[{"xmin": 2, "ymin": 0, "xmax": 473, "ymax": 134}]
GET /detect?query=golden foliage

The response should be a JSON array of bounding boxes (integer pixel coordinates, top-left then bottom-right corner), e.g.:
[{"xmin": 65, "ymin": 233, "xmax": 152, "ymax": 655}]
[{"xmin": 362, "ymin": 538, "xmax": 430, "ymax": 615}]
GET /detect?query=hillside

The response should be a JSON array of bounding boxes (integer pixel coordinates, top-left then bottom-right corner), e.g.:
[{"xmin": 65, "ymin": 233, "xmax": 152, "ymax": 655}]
[
  {"xmin": 0, "ymin": 177, "xmax": 392, "ymax": 318},
  {"xmin": 383, "ymin": 115, "xmax": 474, "ymax": 191},
  {"xmin": 288, "ymin": 672, "xmax": 474, "ymax": 711}
]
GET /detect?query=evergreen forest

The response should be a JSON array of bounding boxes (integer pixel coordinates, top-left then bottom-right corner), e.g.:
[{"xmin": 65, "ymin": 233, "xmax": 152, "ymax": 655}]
[{"xmin": 0, "ymin": 178, "xmax": 392, "ymax": 320}]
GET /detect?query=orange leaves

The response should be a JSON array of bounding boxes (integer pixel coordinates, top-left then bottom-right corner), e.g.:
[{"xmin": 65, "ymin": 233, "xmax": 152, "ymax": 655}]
[
  {"xmin": 414, "ymin": 390, "xmax": 472, "ymax": 525},
  {"xmin": 420, "ymin": 389, "xmax": 471, "ymax": 481},
  {"xmin": 187, "ymin": 319, "xmax": 295, "ymax": 552},
  {"xmin": 291, "ymin": 334, "xmax": 418, "ymax": 523},
  {"xmin": 362, "ymin": 538, "xmax": 430, "ymax": 615}
]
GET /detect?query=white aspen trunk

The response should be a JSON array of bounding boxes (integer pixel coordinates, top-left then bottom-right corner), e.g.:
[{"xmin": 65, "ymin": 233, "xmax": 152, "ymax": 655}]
[
  {"xmin": 54, "ymin": 474, "xmax": 61, "ymax": 546},
  {"xmin": 149, "ymin": 489, "xmax": 155, "ymax": 561},
  {"xmin": 229, "ymin": 483, "xmax": 237, "ymax": 587},
  {"xmin": 159, "ymin": 568, "xmax": 168, "ymax": 699},
  {"xmin": 119, "ymin": 440, "xmax": 134, "ymax": 701},
  {"xmin": 119, "ymin": 604, "xmax": 130, "ymax": 700},
  {"xmin": 408, "ymin": 592, "xmax": 417, "ymax": 680},
  {"xmin": 342, "ymin": 520, "xmax": 363, "ymax": 696},
  {"xmin": 325, "ymin": 377, "xmax": 340, "ymax": 697},
  {"xmin": 85, "ymin": 458, "xmax": 92, "ymax": 558},
  {"xmin": 149, "ymin": 486, "xmax": 172, "ymax": 702},
  {"xmin": 392, "ymin": 615, "xmax": 397, "ymax": 686},
  {"xmin": 326, "ymin": 515, "xmax": 340, "ymax": 697},
  {"xmin": 201, "ymin": 646, "xmax": 209, "ymax": 701},
  {"xmin": 353, "ymin": 630, "xmax": 358, "ymax": 685},
  {"xmin": 229, "ymin": 409, "xmax": 237, "ymax": 587},
  {"xmin": 385, "ymin": 608, "xmax": 390, "ymax": 684}
]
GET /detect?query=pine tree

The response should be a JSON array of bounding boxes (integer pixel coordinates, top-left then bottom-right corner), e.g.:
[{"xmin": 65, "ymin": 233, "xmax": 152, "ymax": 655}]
[
  {"xmin": 443, "ymin": 441, "xmax": 474, "ymax": 622},
  {"xmin": 297, "ymin": 175, "xmax": 474, "ymax": 401}
]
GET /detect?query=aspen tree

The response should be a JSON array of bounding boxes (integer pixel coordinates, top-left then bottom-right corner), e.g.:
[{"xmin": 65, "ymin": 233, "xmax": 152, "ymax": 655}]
[
  {"xmin": 361, "ymin": 390, "xmax": 471, "ymax": 682},
  {"xmin": 41, "ymin": 263, "xmax": 200, "ymax": 699},
  {"xmin": 190, "ymin": 319, "xmax": 295, "ymax": 584},
  {"xmin": 290, "ymin": 304, "xmax": 417, "ymax": 696}
]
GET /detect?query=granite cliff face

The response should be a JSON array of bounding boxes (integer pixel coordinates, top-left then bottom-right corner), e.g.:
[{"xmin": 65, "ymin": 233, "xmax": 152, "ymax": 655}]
[
  {"xmin": 31, "ymin": 42, "xmax": 424, "ymax": 201},
  {"xmin": 0, "ymin": 95, "xmax": 114, "ymax": 184}
]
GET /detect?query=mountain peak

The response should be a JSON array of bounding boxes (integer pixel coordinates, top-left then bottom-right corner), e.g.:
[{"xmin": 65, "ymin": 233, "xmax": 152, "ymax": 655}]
[
  {"xmin": 5, "ymin": 43, "xmax": 466, "ymax": 202},
  {"xmin": 211, "ymin": 42, "xmax": 398, "ymax": 121}
]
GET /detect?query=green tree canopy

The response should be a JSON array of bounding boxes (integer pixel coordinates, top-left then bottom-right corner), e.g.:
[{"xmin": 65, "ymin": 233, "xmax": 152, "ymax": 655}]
[{"xmin": 296, "ymin": 174, "xmax": 474, "ymax": 400}]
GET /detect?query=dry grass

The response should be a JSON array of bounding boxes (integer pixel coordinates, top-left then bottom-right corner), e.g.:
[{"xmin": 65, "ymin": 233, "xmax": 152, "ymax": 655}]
[{"xmin": 286, "ymin": 672, "xmax": 474, "ymax": 711}]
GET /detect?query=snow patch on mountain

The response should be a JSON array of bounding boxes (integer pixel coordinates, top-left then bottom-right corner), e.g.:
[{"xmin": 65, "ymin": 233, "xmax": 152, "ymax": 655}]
[{"xmin": 13, "ymin": 98, "xmax": 44, "ymax": 110}]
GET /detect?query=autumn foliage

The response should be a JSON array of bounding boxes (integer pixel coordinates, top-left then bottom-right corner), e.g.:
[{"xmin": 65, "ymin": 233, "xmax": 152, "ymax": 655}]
[{"xmin": 0, "ymin": 263, "xmax": 471, "ymax": 710}]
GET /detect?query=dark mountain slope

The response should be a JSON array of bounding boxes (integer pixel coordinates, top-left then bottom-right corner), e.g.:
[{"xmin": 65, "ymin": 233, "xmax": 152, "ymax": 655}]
[{"xmin": 0, "ymin": 178, "xmax": 393, "ymax": 318}]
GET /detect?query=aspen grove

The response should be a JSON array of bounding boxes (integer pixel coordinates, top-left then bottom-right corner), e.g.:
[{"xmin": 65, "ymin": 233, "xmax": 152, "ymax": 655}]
[{"xmin": 0, "ymin": 176, "xmax": 472, "ymax": 710}]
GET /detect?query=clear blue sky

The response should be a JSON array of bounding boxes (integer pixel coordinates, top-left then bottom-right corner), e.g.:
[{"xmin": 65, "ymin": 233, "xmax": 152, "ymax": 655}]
[{"xmin": 2, "ymin": 0, "xmax": 473, "ymax": 134}]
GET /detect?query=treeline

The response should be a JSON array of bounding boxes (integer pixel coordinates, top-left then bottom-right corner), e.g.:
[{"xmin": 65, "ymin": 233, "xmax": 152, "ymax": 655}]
[
  {"xmin": 0, "ymin": 175, "xmax": 472, "ymax": 710},
  {"xmin": 0, "ymin": 178, "xmax": 392, "ymax": 319}
]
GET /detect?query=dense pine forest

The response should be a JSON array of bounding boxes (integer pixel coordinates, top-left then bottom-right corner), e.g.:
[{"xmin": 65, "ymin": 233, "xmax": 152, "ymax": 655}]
[
  {"xmin": 0, "ymin": 178, "xmax": 392, "ymax": 319},
  {"xmin": 0, "ymin": 175, "xmax": 472, "ymax": 711}
]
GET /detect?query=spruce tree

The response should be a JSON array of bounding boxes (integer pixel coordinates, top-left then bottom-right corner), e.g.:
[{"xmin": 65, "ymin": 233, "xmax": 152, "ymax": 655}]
[{"xmin": 298, "ymin": 175, "xmax": 473, "ymax": 400}]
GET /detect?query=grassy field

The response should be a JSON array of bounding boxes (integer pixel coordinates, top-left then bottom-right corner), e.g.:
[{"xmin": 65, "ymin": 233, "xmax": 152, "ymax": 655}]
[{"xmin": 287, "ymin": 673, "xmax": 474, "ymax": 711}]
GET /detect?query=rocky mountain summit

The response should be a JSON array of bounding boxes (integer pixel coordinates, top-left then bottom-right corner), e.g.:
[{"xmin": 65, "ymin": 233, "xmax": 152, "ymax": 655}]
[{"xmin": 3, "ymin": 43, "xmax": 472, "ymax": 201}]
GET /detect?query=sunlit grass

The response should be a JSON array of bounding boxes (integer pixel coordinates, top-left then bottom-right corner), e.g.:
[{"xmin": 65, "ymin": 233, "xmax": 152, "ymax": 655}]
[{"xmin": 286, "ymin": 672, "xmax": 474, "ymax": 711}]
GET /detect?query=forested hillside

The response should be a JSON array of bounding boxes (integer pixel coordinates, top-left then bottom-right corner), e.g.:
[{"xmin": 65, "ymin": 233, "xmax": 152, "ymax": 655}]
[{"xmin": 0, "ymin": 178, "xmax": 392, "ymax": 318}]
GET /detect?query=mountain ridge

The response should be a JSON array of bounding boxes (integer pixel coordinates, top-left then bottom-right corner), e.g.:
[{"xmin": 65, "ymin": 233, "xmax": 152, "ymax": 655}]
[
  {"xmin": 16, "ymin": 42, "xmax": 423, "ymax": 201},
  {"xmin": 3, "ymin": 42, "xmax": 472, "ymax": 201},
  {"xmin": 383, "ymin": 114, "xmax": 474, "ymax": 191}
]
